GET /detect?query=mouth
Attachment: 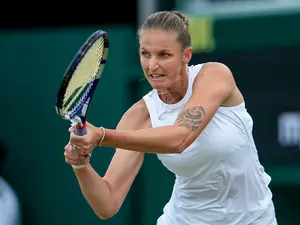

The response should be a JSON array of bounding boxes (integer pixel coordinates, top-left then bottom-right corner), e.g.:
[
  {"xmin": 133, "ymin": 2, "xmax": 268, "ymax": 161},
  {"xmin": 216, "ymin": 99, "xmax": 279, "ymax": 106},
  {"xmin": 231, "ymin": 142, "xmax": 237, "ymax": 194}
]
[{"xmin": 150, "ymin": 74, "xmax": 166, "ymax": 80}]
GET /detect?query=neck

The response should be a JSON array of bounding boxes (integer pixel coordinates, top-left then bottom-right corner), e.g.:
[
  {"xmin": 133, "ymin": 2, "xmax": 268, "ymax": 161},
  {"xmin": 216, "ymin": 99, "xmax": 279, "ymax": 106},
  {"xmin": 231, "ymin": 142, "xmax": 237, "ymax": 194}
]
[{"xmin": 157, "ymin": 73, "xmax": 189, "ymax": 105}]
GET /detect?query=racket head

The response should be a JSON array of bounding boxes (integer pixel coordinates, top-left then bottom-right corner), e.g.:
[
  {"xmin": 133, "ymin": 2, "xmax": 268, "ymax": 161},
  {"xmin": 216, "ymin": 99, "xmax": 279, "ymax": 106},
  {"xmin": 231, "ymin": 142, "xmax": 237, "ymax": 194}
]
[{"xmin": 55, "ymin": 30, "xmax": 109, "ymax": 127}]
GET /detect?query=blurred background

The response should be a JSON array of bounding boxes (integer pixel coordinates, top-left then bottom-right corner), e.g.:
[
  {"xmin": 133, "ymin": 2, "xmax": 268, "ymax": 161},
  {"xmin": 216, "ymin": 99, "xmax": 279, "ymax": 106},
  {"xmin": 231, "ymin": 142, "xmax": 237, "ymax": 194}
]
[{"xmin": 0, "ymin": 0, "xmax": 299, "ymax": 224}]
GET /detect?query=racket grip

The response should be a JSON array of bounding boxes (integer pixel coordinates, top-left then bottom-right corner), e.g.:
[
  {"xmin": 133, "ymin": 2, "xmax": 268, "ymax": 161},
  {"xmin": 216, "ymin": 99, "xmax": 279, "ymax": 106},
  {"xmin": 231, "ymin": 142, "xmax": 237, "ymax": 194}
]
[{"xmin": 74, "ymin": 122, "xmax": 87, "ymax": 136}]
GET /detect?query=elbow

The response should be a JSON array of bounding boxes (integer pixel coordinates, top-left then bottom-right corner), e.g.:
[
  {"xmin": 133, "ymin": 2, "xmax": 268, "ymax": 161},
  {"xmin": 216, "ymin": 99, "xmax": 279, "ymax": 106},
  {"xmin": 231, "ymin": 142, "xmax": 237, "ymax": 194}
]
[
  {"xmin": 97, "ymin": 213, "xmax": 111, "ymax": 220},
  {"xmin": 96, "ymin": 209, "xmax": 117, "ymax": 220},
  {"xmin": 173, "ymin": 141, "xmax": 187, "ymax": 154},
  {"xmin": 171, "ymin": 128, "xmax": 193, "ymax": 154},
  {"xmin": 97, "ymin": 213, "xmax": 113, "ymax": 220},
  {"xmin": 95, "ymin": 201, "xmax": 119, "ymax": 220},
  {"xmin": 171, "ymin": 136, "xmax": 189, "ymax": 154}
]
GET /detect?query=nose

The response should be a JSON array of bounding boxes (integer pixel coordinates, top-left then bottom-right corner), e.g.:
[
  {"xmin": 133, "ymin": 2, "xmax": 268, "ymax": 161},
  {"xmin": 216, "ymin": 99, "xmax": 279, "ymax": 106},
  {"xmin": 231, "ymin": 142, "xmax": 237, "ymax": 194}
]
[{"xmin": 149, "ymin": 57, "xmax": 158, "ymax": 70}]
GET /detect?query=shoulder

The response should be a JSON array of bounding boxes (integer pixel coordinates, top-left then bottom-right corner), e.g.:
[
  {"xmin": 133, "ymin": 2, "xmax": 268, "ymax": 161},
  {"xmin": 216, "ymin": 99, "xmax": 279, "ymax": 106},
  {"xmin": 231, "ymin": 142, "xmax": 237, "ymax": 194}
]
[
  {"xmin": 196, "ymin": 62, "xmax": 233, "ymax": 78},
  {"xmin": 122, "ymin": 99, "xmax": 149, "ymax": 121},
  {"xmin": 189, "ymin": 62, "xmax": 236, "ymax": 104},
  {"xmin": 117, "ymin": 99, "xmax": 150, "ymax": 130},
  {"xmin": 192, "ymin": 62, "xmax": 235, "ymax": 87},
  {"xmin": 188, "ymin": 62, "xmax": 233, "ymax": 78}
]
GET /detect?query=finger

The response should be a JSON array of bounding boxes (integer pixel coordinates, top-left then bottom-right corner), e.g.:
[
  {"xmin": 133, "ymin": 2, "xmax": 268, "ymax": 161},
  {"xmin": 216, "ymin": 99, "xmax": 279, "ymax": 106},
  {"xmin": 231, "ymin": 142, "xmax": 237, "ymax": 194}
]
[
  {"xmin": 66, "ymin": 141, "xmax": 82, "ymax": 154},
  {"xmin": 68, "ymin": 126, "xmax": 75, "ymax": 132},
  {"xmin": 70, "ymin": 144, "xmax": 88, "ymax": 155},
  {"xmin": 64, "ymin": 151, "xmax": 90, "ymax": 167},
  {"xmin": 75, "ymin": 153, "xmax": 90, "ymax": 161},
  {"xmin": 65, "ymin": 142, "xmax": 79, "ymax": 155},
  {"xmin": 70, "ymin": 132, "xmax": 84, "ymax": 145},
  {"xmin": 64, "ymin": 143, "xmax": 73, "ymax": 152},
  {"xmin": 65, "ymin": 156, "xmax": 90, "ymax": 166},
  {"xmin": 65, "ymin": 150, "xmax": 90, "ymax": 161},
  {"xmin": 65, "ymin": 152, "xmax": 85, "ymax": 163},
  {"xmin": 77, "ymin": 149, "xmax": 89, "ymax": 156}
]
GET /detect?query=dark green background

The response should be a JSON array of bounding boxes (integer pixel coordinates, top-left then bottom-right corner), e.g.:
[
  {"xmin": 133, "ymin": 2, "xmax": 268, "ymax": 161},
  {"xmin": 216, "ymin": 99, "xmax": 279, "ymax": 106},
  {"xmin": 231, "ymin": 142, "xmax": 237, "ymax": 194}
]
[{"xmin": 0, "ymin": 25, "xmax": 139, "ymax": 225}]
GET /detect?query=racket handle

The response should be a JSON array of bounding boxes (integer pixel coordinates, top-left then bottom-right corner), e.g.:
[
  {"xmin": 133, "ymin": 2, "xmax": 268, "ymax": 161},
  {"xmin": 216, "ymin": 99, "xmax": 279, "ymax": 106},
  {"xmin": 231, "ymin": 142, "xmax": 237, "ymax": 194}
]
[
  {"xmin": 72, "ymin": 122, "xmax": 88, "ymax": 169},
  {"xmin": 74, "ymin": 122, "xmax": 87, "ymax": 136}
]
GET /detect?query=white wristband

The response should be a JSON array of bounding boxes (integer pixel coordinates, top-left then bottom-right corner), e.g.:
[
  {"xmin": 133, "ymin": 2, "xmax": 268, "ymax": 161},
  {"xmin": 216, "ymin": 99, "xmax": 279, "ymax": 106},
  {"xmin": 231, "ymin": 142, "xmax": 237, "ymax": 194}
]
[{"xmin": 72, "ymin": 164, "xmax": 87, "ymax": 169}]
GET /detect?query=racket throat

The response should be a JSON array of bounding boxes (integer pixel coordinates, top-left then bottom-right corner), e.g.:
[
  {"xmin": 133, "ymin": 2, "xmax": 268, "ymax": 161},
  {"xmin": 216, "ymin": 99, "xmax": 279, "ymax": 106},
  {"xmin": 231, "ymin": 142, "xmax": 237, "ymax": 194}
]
[
  {"xmin": 70, "ymin": 115, "xmax": 85, "ymax": 129},
  {"xmin": 69, "ymin": 96, "xmax": 90, "ymax": 127}
]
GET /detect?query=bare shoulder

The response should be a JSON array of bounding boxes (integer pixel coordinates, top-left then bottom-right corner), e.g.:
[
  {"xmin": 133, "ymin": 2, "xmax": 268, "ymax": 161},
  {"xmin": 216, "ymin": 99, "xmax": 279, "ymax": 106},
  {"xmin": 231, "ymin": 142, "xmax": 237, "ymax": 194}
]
[
  {"xmin": 117, "ymin": 99, "xmax": 151, "ymax": 130},
  {"xmin": 187, "ymin": 62, "xmax": 243, "ymax": 107},
  {"xmin": 193, "ymin": 61, "xmax": 236, "ymax": 89},
  {"xmin": 195, "ymin": 62, "xmax": 243, "ymax": 106},
  {"xmin": 199, "ymin": 62, "xmax": 233, "ymax": 78}
]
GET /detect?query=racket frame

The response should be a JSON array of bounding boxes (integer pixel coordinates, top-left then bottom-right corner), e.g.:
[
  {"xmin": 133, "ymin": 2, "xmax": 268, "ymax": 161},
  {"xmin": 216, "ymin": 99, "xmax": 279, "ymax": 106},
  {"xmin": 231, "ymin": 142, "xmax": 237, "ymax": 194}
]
[{"xmin": 55, "ymin": 30, "xmax": 109, "ymax": 133}]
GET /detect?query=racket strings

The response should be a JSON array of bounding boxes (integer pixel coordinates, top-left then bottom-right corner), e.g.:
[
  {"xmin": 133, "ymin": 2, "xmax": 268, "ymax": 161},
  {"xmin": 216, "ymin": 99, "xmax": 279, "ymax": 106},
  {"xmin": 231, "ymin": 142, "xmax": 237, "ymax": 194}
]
[{"xmin": 63, "ymin": 37, "xmax": 105, "ymax": 113}]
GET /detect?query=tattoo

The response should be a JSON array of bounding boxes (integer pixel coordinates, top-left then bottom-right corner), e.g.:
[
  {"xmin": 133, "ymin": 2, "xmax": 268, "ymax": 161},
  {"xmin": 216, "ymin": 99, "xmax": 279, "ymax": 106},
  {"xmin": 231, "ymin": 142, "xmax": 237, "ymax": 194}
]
[{"xmin": 176, "ymin": 106, "xmax": 206, "ymax": 132}]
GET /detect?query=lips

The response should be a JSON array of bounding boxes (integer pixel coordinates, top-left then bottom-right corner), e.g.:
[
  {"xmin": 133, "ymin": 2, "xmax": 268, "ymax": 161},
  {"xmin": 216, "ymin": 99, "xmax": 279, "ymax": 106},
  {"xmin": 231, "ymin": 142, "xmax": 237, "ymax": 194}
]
[{"xmin": 150, "ymin": 74, "xmax": 165, "ymax": 80}]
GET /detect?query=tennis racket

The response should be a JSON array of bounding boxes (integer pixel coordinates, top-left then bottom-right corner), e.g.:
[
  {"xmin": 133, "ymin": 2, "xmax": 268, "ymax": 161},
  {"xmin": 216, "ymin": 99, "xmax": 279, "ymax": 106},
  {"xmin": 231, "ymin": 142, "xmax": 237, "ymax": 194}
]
[{"xmin": 55, "ymin": 30, "xmax": 109, "ymax": 136}]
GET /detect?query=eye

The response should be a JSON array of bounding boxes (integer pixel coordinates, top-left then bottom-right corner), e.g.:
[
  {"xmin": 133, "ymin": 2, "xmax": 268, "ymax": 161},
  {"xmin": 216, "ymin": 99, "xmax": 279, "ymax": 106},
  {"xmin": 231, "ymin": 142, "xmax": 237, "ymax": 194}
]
[
  {"xmin": 140, "ymin": 51, "xmax": 150, "ymax": 57},
  {"xmin": 159, "ymin": 52, "xmax": 170, "ymax": 57}
]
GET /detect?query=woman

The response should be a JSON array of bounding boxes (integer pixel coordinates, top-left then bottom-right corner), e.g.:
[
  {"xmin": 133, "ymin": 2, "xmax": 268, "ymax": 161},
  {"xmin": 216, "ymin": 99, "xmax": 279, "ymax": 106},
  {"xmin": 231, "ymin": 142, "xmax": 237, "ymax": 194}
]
[{"xmin": 64, "ymin": 10, "xmax": 278, "ymax": 225}]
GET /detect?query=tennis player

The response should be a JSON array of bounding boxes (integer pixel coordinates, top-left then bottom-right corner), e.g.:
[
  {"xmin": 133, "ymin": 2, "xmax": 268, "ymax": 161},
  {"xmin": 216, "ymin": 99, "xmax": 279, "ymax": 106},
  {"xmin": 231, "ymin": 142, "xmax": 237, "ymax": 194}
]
[{"xmin": 64, "ymin": 10, "xmax": 278, "ymax": 225}]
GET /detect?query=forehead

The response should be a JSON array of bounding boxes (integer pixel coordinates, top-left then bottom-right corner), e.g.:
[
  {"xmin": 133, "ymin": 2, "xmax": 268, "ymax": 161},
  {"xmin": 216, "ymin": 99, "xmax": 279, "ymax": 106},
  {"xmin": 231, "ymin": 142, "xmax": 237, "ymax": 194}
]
[{"xmin": 139, "ymin": 29, "xmax": 179, "ymax": 50}]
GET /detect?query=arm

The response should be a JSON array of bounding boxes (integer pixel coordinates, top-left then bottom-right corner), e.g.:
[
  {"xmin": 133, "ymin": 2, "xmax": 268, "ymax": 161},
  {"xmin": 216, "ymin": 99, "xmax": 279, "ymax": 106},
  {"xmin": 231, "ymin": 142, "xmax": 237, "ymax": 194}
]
[
  {"xmin": 98, "ymin": 62, "xmax": 235, "ymax": 153},
  {"xmin": 71, "ymin": 101, "xmax": 148, "ymax": 219}
]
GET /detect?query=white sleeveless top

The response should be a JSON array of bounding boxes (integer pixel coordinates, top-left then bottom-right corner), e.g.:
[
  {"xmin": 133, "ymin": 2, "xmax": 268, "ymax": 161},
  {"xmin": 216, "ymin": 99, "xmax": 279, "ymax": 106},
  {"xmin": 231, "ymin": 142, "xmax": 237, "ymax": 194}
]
[{"xmin": 143, "ymin": 64, "xmax": 273, "ymax": 225}]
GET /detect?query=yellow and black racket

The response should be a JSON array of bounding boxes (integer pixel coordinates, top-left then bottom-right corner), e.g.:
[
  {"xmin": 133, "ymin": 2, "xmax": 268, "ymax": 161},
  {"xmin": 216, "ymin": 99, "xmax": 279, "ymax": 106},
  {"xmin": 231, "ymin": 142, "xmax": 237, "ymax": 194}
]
[{"xmin": 55, "ymin": 30, "xmax": 109, "ymax": 135}]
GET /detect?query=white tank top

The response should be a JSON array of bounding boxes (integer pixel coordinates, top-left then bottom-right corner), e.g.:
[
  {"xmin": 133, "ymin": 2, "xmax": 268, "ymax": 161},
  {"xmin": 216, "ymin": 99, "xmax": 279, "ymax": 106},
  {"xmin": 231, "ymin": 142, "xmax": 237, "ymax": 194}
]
[{"xmin": 143, "ymin": 64, "xmax": 273, "ymax": 225}]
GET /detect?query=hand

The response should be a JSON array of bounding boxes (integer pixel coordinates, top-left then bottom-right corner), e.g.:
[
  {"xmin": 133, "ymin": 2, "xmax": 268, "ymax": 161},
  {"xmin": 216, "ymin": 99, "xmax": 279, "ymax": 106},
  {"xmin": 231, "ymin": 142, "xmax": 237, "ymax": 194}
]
[
  {"xmin": 64, "ymin": 142, "xmax": 91, "ymax": 167},
  {"xmin": 68, "ymin": 122, "xmax": 102, "ymax": 156}
]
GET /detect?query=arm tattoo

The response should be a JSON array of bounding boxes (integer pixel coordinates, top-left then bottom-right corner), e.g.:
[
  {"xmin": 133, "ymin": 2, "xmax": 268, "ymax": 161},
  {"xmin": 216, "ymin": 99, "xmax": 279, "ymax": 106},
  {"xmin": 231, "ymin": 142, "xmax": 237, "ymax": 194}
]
[{"xmin": 176, "ymin": 106, "xmax": 206, "ymax": 132}]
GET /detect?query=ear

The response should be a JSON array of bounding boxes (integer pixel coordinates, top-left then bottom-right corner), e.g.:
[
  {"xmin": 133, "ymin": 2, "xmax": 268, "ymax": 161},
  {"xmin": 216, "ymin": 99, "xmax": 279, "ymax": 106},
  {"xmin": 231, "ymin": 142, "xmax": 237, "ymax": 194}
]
[{"xmin": 183, "ymin": 47, "xmax": 192, "ymax": 64}]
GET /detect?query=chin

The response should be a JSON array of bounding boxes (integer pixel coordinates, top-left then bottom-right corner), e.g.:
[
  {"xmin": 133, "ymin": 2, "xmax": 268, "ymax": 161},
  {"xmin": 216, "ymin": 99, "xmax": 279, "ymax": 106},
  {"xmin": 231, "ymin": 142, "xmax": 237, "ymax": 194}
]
[{"xmin": 149, "ymin": 81, "xmax": 167, "ymax": 90}]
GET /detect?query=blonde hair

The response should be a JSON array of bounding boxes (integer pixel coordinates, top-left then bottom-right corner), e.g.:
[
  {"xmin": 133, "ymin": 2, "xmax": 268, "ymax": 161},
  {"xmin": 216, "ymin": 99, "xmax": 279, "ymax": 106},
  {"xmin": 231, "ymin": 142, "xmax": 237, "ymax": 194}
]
[{"xmin": 137, "ymin": 10, "xmax": 191, "ymax": 49}]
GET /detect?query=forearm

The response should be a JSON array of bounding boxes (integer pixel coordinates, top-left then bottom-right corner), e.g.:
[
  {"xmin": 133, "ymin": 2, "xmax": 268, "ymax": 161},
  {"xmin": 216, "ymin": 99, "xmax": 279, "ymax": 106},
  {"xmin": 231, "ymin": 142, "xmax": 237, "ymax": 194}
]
[
  {"xmin": 101, "ymin": 125, "xmax": 189, "ymax": 153},
  {"xmin": 73, "ymin": 164, "xmax": 118, "ymax": 219}
]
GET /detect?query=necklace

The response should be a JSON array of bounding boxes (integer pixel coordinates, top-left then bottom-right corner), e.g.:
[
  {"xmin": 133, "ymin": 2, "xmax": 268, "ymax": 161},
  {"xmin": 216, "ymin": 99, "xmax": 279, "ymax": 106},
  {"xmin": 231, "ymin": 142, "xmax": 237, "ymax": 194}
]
[
  {"xmin": 149, "ymin": 81, "xmax": 185, "ymax": 104},
  {"xmin": 165, "ymin": 95, "xmax": 181, "ymax": 104},
  {"xmin": 156, "ymin": 81, "xmax": 184, "ymax": 95}
]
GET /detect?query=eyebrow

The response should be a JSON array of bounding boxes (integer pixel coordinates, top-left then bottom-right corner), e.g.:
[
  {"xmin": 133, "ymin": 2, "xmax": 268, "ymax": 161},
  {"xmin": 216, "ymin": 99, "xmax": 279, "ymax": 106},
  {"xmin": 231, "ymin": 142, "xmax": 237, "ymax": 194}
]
[{"xmin": 140, "ymin": 47, "xmax": 172, "ymax": 52}]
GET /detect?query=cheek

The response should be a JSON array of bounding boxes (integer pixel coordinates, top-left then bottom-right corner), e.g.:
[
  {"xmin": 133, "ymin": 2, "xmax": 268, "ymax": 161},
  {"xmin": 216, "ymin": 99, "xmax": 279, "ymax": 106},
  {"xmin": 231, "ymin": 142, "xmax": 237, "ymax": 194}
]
[
  {"xmin": 165, "ymin": 59, "xmax": 181, "ymax": 74},
  {"xmin": 140, "ymin": 58, "xmax": 149, "ymax": 70}
]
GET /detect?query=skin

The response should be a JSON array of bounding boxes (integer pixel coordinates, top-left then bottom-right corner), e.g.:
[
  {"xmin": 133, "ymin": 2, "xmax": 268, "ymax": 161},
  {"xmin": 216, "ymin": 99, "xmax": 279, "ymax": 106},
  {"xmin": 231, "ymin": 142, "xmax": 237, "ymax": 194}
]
[{"xmin": 64, "ymin": 28, "xmax": 244, "ymax": 219}]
